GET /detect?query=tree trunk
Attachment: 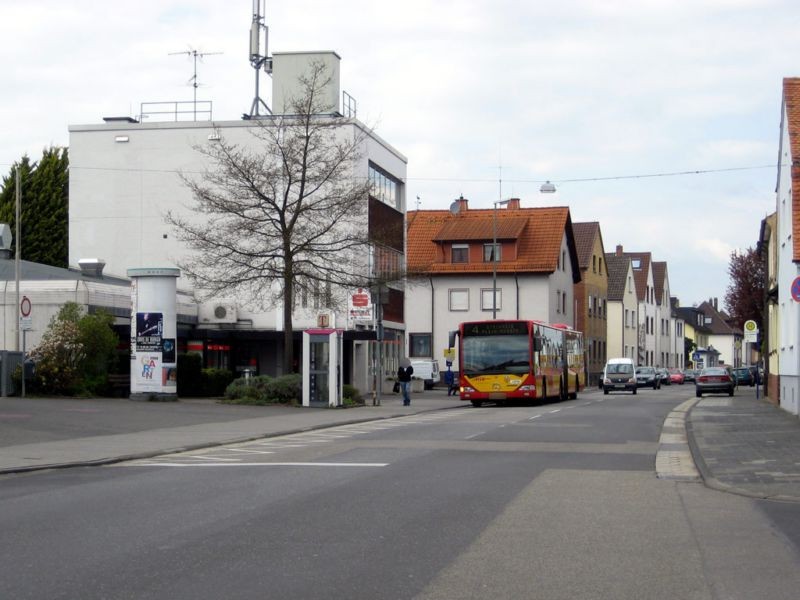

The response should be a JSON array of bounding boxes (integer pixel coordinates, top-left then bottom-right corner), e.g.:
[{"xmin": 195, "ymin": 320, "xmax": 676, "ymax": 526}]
[{"xmin": 283, "ymin": 275, "xmax": 294, "ymax": 375}]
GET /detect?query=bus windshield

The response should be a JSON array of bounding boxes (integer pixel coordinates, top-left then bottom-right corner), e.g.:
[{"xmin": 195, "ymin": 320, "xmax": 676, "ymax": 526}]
[{"xmin": 462, "ymin": 334, "xmax": 531, "ymax": 375}]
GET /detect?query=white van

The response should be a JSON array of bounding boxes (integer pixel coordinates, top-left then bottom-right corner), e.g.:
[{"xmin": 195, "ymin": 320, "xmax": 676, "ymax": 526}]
[
  {"xmin": 602, "ymin": 358, "xmax": 637, "ymax": 395},
  {"xmin": 410, "ymin": 359, "xmax": 441, "ymax": 390}
]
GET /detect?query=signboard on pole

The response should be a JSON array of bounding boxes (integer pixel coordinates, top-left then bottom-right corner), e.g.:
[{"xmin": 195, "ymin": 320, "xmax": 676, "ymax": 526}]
[
  {"xmin": 743, "ymin": 319, "xmax": 758, "ymax": 343},
  {"xmin": 347, "ymin": 288, "xmax": 373, "ymax": 327}
]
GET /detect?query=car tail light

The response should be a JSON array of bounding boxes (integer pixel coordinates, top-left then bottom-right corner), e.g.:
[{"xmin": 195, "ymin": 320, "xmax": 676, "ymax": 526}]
[{"xmin": 698, "ymin": 376, "xmax": 708, "ymax": 383}]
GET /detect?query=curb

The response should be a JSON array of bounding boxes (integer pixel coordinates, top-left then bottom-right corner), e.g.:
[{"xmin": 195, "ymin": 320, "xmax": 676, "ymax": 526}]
[{"xmin": 655, "ymin": 398, "xmax": 701, "ymax": 482}]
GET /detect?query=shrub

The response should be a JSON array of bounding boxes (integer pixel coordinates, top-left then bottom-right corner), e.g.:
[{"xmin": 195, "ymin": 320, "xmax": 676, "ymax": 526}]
[
  {"xmin": 343, "ymin": 384, "xmax": 363, "ymax": 405},
  {"xmin": 223, "ymin": 374, "xmax": 302, "ymax": 405},
  {"xmin": 202, "ymin": 368, "xmax": 235, "ymax": 396}
]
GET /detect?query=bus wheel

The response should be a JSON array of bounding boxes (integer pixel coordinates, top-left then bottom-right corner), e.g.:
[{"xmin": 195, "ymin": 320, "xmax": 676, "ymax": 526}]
[
  {"xmin": 568, "ymin": 374, "xmax": 578, "ymax": 400},
  {"xmin": 470, "ymin": 400, "xmax": 483, "ymax": 408},
  {"xmin": 559, "ymin": 378, "xmax": 567, "ymax": 401}
]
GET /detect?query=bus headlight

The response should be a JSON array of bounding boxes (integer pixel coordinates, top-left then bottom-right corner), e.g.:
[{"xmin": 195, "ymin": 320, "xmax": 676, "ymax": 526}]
[
  {"xmin": 518, "ymin": 385, "xmax": 536, "ymax": 392},
  {"xmin": 461, "ymin": 386, "xmax": 475, "ymax": 393}
]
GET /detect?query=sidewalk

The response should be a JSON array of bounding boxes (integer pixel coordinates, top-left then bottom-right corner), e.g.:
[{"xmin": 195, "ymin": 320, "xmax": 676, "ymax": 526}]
[{"xmin": 686, "ymin": 387, "xmax": 800, "ymax": 502}]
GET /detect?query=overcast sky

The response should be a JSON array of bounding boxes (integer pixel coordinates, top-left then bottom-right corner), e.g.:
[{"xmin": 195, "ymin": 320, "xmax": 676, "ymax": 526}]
[{"xmin": 1, "ymin": 0, "xmax": 797, "ymax": 309}]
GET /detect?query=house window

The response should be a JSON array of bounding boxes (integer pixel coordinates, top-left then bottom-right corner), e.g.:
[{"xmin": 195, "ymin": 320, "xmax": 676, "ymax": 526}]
[
  {"xmin": 409, "ymin": 333, "xmax": 432, "ymax": 358},
  {"xmin": 481, "ymin": 288, "xmax": 502, "ymax": 311},
  {"xmin": 625, "ymin": 309, "xmax": 629, "ymax": 327},
  {"xmin": 556, "ymin": 290, "xmax": 561, "ymax": 313},
  {"xmin": 562, "ymin": 250, "xmax": 567, "ymax": 271},
  {"xmin": 451, "ymin": 244, "xmax": 469, "ymax": 263},
  {"xmin": 632, "ymin": 259, "xmax": 641, "ymax": 269},
  {"xmin": 449, "ymin": 288, "xmax": 469, "ymax": 311},
  {"xmin": 483, "ymin": 244, "xmax": 503, "ymax": 262},
  {"xmin": 592, "ymin": 256, "xmax": 597, "ymax": 273},
  {"xmin": 562, "ymin": 291, "xmax": 567, "ymax": 314},
  {"xmin": 588, "ymin": 295, "xmax": 593, "ymax": 316},
  {"xmin": 368, "ymin": 162, "xmax": 401, "ymax": 209},
  {"xmin": 483, "ymin": 243, "xmax": 501, "ymax": 262}
]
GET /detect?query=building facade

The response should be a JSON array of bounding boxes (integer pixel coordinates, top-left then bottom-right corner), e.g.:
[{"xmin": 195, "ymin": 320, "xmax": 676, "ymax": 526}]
[
  {"xmin": 572, "ymin": 222, "xmax": 608, "ymax": 385},
  {"xmin": 605, "ymin": 254, "xmax": 639, "ymax": 361}
]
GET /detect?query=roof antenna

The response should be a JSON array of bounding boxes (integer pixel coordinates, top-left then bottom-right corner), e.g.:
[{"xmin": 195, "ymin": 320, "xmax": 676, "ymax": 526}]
[
  {"xmin": 247, "ymin": 0, "xmax": 273, "ymax": 118},
  {"xmin": 168, "ymin": 47, "xmax": 222, "ymax": 121}
]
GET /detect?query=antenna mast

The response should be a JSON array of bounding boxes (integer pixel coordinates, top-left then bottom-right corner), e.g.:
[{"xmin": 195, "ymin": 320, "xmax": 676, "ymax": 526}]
[
  {"xmin": 248, "ymin": 0, "xmax": 273, "ymax": 118},
  {"xmin": 169, "ymin": 47, "xmax": 222, "ymax": 121}
]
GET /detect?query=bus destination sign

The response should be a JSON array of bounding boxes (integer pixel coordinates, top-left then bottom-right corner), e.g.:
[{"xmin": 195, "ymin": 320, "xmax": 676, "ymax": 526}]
[{"xmin": 463, "ymin": 321, "xmax": 528, "ymax": 336}]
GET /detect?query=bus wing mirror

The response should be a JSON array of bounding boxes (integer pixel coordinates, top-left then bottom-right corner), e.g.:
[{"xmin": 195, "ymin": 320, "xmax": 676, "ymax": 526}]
[
  {"xmin": 448, "ymin": 330, "xmax": 457, "ymax": 348},
  {"xmin": 534, "ymin": 335, "xmax": 543, "ymax": 352}
]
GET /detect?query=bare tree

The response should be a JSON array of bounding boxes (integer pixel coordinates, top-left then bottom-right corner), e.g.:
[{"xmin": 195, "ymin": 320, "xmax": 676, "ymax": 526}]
[{"xmin": 167, "ymin": 61, "xmax": 372, "ymax": 374}]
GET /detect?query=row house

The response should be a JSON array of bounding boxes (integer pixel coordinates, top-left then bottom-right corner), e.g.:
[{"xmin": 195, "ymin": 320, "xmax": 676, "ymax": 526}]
[
  {"xmin": 758, "ymin": 212, "xmax": 779, "ymax": 403},
  {"xmin": 615, "ymin": 247, "xmax": 658, "ymax": 365},
  {"xmin": 675, "ymin": 303, "xmax": 715, "ymax": 369},
  {"xmin": 696, "ymin": 299, "xmax": 743, "ymax": 368},
  {"xmin": 605, "ymin": 254, "xmax": 639, "ymax": 360},
  {"xmin": 771, "ymin": 77, "xmax": 800, "ymax": 416},
  {"xmin": 572, "ymin": 222, "xmax": 609, "ymax": 385},
  {"xmin": 653, "ymin": 262, "xmax": 682, "ymax": 368},
  {"xmin": 404, "ymin": 197, "xmax": 580, "ymax": 364}
]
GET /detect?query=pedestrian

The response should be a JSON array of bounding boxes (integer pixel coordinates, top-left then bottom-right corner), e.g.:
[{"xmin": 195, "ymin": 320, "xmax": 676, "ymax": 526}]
[
  {"xmin": 397, "ymin": 362, "xmax": 414, "ymax": 406},
  {"xmin": 444, "ymin": 368, "xmax": 456, "ymax": 396}
]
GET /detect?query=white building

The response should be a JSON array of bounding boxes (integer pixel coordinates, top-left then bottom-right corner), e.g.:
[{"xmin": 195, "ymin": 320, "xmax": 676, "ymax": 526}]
[
  {"xmin": 774, "ymin": 77, "xmax": 800, "ymax": 415},
  {"xmin": 404, "ymin": 198, "xmax": 580, "ymax": 366},
  {"xmin": 605, "ymin": 254, "xmax": 639, "ymax": 361},
  {"xmin": 68, "ymin": 51, "xmax": 407, "ymax": 395}
]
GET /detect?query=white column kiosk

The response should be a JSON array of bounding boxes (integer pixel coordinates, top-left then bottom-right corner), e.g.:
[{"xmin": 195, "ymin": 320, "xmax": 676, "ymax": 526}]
[
  {"xmin": 127, "ymin": 268, "xmax": 180, "ymax": 401},
  {"xmin": 302, "ymin": 329, "xmax": 343, "ymax": 407}
]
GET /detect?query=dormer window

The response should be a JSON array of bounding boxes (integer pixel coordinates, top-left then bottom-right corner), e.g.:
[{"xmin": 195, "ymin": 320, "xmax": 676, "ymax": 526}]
[
  {"xmin": 483, "ymin": 243, "xmax": 501, "ymax": 262},
  {"xmin": 632, "ymin": 259, "xmax": 641, "ymax": 269},
  {"xmin": 452, "ymin": 244, "xmax": 469, "ymax": 263}
]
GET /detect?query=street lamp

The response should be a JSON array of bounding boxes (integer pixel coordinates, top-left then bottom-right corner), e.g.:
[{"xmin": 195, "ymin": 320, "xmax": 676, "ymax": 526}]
[{"xmin": 492, "ymin": 199, "xmax": 511, "ymax": 319}]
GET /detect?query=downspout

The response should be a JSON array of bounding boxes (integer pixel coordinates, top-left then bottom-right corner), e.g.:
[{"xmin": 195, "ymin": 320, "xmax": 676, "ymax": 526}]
[
  {"xmin": 515, "ymin": 273, "xmax": 520, "ymax": 319},
  {"xmin": 429, "ymin": 276, "xmax": 435, "ymax": 358}
]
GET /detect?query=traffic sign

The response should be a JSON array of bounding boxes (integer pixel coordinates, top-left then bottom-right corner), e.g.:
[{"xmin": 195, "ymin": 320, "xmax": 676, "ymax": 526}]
[
  {"xmin": 19, "ymin": 316, "xmax": 32, "ymax": 330},
  {"xmin": 20, "ymin": 295, "xmax": 31, "ymax": 317},
  {"xmin": 792, "ymin": 277, "xmax": 800, "ymax": 302}
]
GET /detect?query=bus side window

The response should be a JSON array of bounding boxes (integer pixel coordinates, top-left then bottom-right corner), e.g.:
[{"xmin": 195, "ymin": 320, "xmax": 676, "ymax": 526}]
[{"xmin": 534, "ymin": 334, "xmax": 543, "ymax": 352}]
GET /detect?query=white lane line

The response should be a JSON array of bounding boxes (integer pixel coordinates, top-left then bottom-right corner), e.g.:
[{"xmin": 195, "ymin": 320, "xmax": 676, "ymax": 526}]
[
  {"xmin": 220, "ymin": 448, "xmax": 277, "ymax": 455},
  {"xmin": 582, "ymin": 402, "xmax": 592, "ymax": 406},
  {"xmin": 186, "ymin": 455, "xmax": 242, "ymax": 462},
  {"xmin": 528, "ymin": 415, "xmax": 542, "ymax": 420},
  {"xmin": 548, "ymin": 409, "xmax": 561, "ymax": 414},
  {"xmin": 465, "ymin": 432, "xmax": 485, "ymax": 439},
  {"xmin": 121, "ymin": 462, "xmax": 389, "ymax": 468}
]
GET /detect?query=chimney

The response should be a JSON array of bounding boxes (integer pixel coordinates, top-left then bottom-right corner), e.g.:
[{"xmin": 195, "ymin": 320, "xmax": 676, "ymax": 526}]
[
  {"xmin": 506, "ymin": 198, "xmax": 520, "ymax": 210},
  {"xmin": 455, "ymin": 195, "xmax": 469, "ymax": 212},
  {"xmin": 713, "ymin": 297, "xmax": 718, "ymax": 310},
  {"xmin": 616, "ymin": 244, "xmax": 623, "ymax": 256},
  {"xmin": 78, "ymin": 258, "xmax": 106, "ymax": 278}
]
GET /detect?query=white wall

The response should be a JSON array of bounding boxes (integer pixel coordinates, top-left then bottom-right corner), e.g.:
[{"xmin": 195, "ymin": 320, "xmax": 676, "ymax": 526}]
[
  {"xmin": 69, "ymin": 118, "xmax": 407, "ymax": 332},
  {"xmin": 777, "ymin": 102, "xmax": 799, "ymax": 415}
]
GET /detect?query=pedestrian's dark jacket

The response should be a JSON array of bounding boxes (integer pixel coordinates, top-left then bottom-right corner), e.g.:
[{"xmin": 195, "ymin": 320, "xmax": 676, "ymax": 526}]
[{"xmin": 397, "ymin": 366, "xmax": 414, "ymax": 382}]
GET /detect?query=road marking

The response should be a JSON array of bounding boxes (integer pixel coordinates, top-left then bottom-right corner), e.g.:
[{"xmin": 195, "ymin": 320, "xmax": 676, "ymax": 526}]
[
  {"xmin": 528, "ymin": 415, "xmax": 542, "ymax": 420},
  {"xmin": 549, "ymin": 409, "xmax": 561, "ymax": 414},
  {"xmin": 121, "ymin": 462, "xmax": 389, "ymax": 468},
  {"xmin": 220, "ymin": 448, "xmax": 276, "ymax": 455}
]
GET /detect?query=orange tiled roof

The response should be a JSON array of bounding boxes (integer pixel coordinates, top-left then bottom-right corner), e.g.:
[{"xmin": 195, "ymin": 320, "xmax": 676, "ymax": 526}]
[
  {"xmin": 407, "ymin": 205, "xmax": 574, "ymax": 275},
  {"xmin": 783, "ymin": 78, "xmax": 800, "ymax": 261}
]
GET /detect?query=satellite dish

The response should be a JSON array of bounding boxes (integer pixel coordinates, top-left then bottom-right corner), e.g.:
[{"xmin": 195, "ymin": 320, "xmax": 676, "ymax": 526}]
[{"xmin": 449, "ymin": 201, "xmax": 461, "ymax": 215}]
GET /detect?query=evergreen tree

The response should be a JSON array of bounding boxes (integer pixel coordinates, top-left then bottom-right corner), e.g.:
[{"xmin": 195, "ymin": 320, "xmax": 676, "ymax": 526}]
[{"xmin": 0, "ymin": 147, "xmax": 69, "ymax": 267}]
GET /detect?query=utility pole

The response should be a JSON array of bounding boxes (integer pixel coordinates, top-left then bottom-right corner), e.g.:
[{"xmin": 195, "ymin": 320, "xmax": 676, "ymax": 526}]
[{"xmin": 15, "ymin": 169, "xmax": 21, "ymax": 351}]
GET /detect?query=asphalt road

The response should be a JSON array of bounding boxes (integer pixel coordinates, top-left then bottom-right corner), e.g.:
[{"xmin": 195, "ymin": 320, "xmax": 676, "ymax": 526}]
[{"xmin": 2, "ymin": 387, "xmax": 800, "ymax": 599}]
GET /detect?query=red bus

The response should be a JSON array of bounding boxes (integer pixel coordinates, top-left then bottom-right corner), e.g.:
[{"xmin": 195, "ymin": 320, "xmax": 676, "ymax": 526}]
[{"xmin": 449, "ymin": 320, "xmax": 585, "ymax": 407}]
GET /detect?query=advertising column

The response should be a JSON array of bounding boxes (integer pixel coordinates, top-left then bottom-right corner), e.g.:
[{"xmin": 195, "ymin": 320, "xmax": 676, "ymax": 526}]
[{"xmin": 127, "ymin": 268, "xmax": 180, "ymax": 401}]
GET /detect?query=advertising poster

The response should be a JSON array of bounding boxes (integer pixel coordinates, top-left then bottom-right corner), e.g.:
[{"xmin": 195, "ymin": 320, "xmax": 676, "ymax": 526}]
[
  {"xmin": 136, "ymin": 312, "xmax": 163, "ymax": 352},
  {"xmin": 134, "ymin": 352, "xmax": 162, "ymax": 391},
  {"xmin": 162, "ymin": 338, "xmax": 176, "ymax": 363}
]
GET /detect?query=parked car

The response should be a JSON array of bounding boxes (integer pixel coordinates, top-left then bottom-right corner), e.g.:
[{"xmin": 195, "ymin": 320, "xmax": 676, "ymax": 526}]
[
  {"xmin": 602, "ymin": 358, "xmax": 638, "ymax": 395},
  {"xmin": 409, "ymin": 359, "xmax": 441, "ymax": 390},
  {"xmin": 657, "ymin": 368, "xmax": 671, "ymax": 386},
  {"xmin": 682, "ymin": 369, "xmax": 697, "ymax": 383},
  {"xmin": 733, "ymin": 367, "xmax": 755, "ymax": 387},
  {"xmin": 668, "ymin": 368, "xmax": 685, "ymax": 385},
  {"xmin": 695, "ymin": 367, "xmax": 735, "ymax": 397},
  {"xmin": 635, "ymin": 366, "xmax": 660, "ymax": 389}
]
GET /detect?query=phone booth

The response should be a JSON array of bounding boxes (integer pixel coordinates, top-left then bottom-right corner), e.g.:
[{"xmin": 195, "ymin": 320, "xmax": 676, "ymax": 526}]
[{"xmin": 302, "ymin": 329, "xmax": 343, "ymax": 407}]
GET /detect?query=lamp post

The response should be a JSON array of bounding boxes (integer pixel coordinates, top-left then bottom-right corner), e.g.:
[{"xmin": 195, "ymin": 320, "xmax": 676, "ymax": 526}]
[{"xmin": 492, "ymin": 199, "xmax": 511, "ymax": 319}]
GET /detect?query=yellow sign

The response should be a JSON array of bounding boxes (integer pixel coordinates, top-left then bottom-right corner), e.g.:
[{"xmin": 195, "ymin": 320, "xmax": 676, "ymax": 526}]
[
  {"xmin": 443, "ymin": 348, "xmax": 455, "ymax": 361},
  {"xmin": 744, "ymin": 320, "xmax": 758, "ymax": 332}
]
